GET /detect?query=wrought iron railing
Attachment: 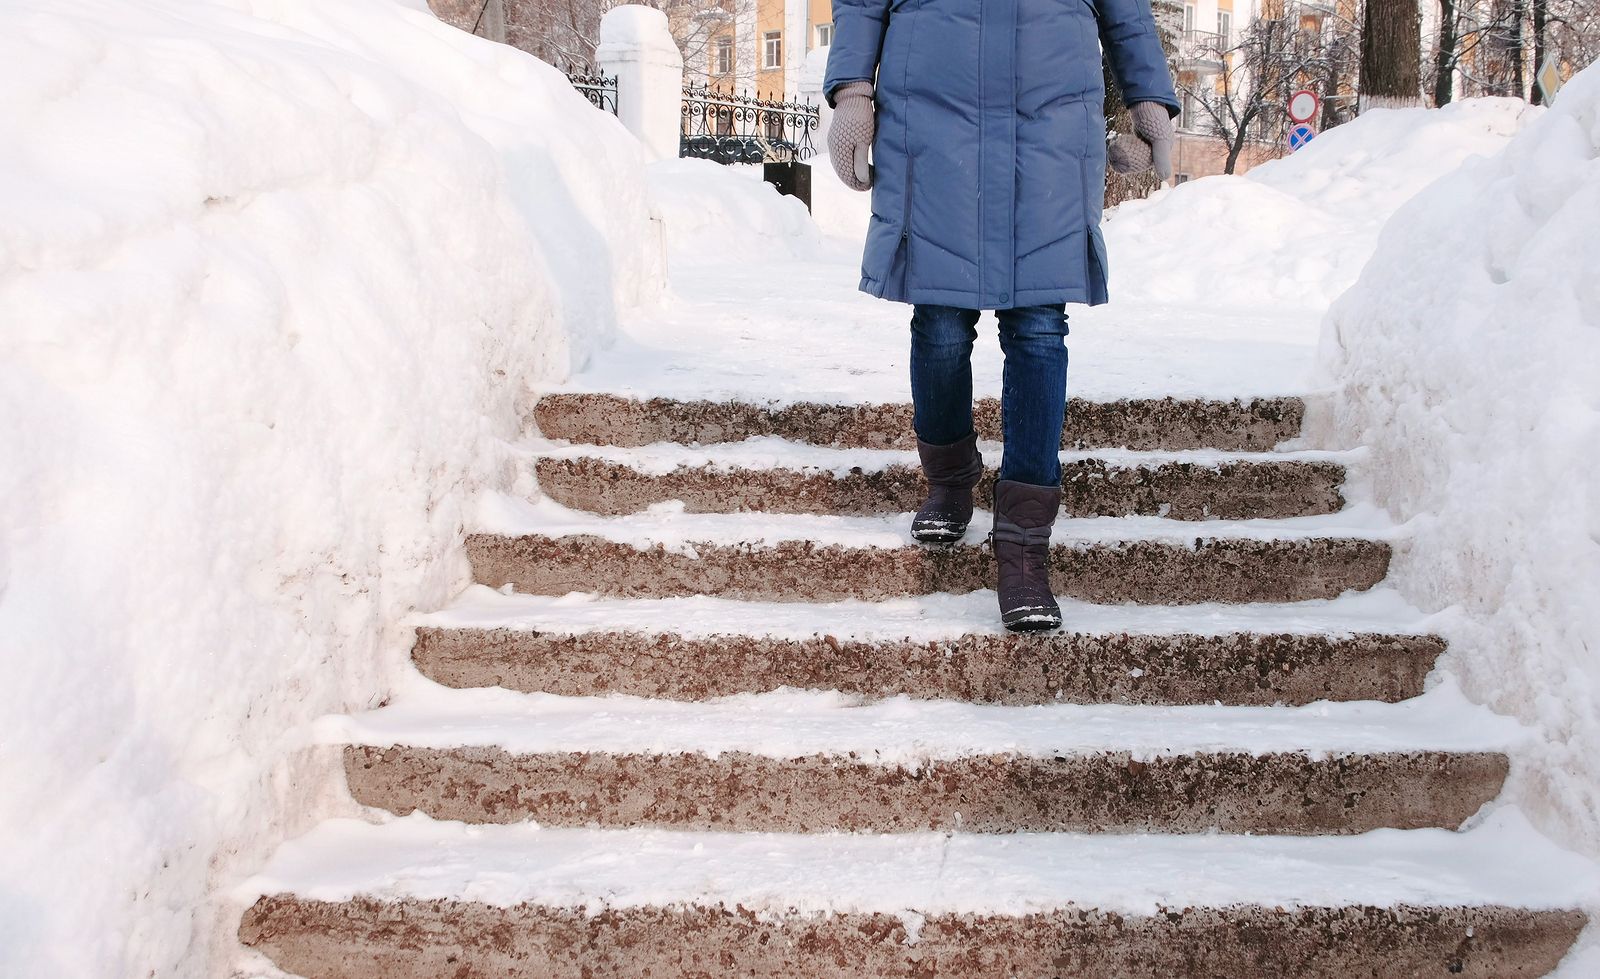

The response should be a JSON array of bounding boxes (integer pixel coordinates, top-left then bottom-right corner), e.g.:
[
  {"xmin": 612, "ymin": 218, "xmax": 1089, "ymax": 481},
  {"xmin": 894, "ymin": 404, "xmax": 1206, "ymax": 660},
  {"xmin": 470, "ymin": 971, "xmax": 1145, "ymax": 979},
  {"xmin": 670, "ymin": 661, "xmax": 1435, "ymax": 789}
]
[
  {"xmin": 564, "ymin": 64, "xmax": 618, "ymax": 115},
  {"xmin": 679, "ymin": 83, "xmax": 820, "ymax": 165}
]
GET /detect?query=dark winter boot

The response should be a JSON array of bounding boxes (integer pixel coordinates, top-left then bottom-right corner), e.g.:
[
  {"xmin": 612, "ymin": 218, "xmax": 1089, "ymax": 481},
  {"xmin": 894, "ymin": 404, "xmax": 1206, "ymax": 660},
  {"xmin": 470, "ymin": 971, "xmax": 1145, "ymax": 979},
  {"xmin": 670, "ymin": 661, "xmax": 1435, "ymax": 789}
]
[
  {"xmin": 911, "ymin": 433, "xmax": 984, "ymax": 544},
  {"xmin": 991, "ymin": 479, "xmax": 1063, "ymax": 632}
]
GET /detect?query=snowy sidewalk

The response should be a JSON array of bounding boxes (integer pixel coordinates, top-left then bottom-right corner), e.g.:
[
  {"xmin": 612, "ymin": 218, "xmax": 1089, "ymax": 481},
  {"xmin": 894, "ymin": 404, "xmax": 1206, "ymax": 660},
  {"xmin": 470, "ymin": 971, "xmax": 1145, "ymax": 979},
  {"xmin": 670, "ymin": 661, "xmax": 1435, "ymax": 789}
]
[{"xmin": 556, "ymin": 244, "xmax": 1328, "ymax": 406}]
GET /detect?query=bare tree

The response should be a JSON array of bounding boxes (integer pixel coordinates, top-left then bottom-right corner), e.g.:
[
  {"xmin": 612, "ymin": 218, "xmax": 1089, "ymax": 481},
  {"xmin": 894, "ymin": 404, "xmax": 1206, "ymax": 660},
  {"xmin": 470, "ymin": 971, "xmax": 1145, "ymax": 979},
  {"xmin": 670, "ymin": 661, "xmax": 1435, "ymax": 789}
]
[
  {"xmin": 1546, "ymin": 0, "xmax": 1600, "ymax": 77},
  {"xmin": 1426, "ymin": 0, "xmax": 1596, "ymax": 104},
  {"xmin": 1433, "ymin": 0, "xmax": 1462, "ymax": 104},
  {"xmin": 1362, "ymin": 0, "xmax": 1424, "ymax": 108},
  {"xmin": 1176, "ymin": 12, "xmax": 1353, "ymax": 174},
  {"xmin": 434, "ymin": 0, "xmax": 754, "ymax": 79}
]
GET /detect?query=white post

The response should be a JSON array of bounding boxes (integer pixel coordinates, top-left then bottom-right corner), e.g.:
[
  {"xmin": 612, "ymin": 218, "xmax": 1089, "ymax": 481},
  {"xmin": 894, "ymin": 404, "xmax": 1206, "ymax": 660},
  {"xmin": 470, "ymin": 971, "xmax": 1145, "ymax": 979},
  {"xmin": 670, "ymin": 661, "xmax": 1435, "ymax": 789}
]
[
  {"xmin": 798, "ymin": 45, "xmax": 831, "ymax": 146},
  {"xmin": 595, "ymin": 6, "xmax": 685, "ymax": 161}
]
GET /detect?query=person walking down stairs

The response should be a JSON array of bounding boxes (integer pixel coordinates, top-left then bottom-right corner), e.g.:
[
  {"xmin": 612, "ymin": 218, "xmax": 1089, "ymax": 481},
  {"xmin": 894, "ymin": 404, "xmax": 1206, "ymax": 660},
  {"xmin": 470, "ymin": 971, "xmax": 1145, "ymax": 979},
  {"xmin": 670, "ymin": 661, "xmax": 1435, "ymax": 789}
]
[{"xmin": 824, "ymin": 0, "xmax": 1179, "ymax": 631}]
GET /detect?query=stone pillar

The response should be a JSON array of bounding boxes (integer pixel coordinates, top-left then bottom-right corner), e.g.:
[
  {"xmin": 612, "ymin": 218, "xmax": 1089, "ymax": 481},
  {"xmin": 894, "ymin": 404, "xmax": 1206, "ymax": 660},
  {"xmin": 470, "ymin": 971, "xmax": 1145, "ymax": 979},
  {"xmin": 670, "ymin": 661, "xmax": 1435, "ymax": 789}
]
[{"xmin": 595, "ymin": 6, "xmax": 685, "ymax": 161}]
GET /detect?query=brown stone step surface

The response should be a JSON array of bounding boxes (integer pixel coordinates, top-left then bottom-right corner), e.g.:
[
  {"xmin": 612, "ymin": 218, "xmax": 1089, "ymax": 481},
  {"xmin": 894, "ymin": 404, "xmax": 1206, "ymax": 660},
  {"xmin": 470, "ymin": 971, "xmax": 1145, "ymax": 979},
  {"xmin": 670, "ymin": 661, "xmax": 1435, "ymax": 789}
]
[
  {"xmin": 413, "ymin": 589, "xmax": 1443, "ymax": 705},
  {"xmin": 238, "ymin": 818, "xmax": 1595, "ymax": 978},
  {"xmin": 242, "ymin": 898, "xmax": 1584, "ymax": 979},
  {"xmin": 323, "ymin": 683, "xmax": 1521, "ymax": 835},
  {"xmin": 532, "ymin": 449, "xmax": 1347, "ymax": 520},
  {"xmin": 343, "ymin": 745, "xmax": 1505, "ymax": 835},
  {"xmin": 533, "ymin": 392, "xmax": 1305, "ymax": 452},
  {"xmin": 466, "ymin": 521, "xmax": 1391, "ymax": 604}
]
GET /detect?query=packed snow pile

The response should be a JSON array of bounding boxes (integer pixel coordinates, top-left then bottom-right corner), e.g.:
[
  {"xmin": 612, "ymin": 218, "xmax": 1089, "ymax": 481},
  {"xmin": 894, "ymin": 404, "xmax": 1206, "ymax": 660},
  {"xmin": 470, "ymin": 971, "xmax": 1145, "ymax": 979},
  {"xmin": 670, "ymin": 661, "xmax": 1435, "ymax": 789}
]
[
  {"xmin": 1105, "ymin": 97, "xmax": 1536, "ymax": 312},
  {"xmin": 648, "ymin": 158, "xmax": 828, "ymax": 263},
  {"xmin": 1315, "ymin": 64, "xmax": 1600, "ymax": 858},
  {"xmin": 0, "ymin": 0, "xmax": 658, "ymax": 976}
]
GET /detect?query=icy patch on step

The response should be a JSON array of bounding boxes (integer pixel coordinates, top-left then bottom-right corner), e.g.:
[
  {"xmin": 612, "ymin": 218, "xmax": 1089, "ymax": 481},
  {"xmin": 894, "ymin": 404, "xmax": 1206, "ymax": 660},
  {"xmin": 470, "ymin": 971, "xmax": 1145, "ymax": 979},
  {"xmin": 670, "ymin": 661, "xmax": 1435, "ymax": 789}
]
[
  {"xmin": 475, "ymin": 494, "xmax": 1399, "ymax": 550},
  {"xmin": 418, "ymin": 585, "xmax": 1434, "ymax": 641},
  {"xmin": 315, "ymin": 674, "xmax": 1523, "ymax": 762},
  {"xmin": 237, "ymin": 806, "xmax": 1599, "ymax": 915},
  {"xmin": 523, "ymin": 435, "xmax": 1358, "ymax": 476}
]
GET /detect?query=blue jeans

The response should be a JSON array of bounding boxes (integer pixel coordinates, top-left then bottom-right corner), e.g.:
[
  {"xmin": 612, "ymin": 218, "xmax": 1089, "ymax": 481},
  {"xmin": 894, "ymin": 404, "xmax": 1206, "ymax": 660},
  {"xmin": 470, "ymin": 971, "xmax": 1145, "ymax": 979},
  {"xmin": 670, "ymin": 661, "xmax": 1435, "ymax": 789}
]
[{"xmin": 909, "ymin": 303, "xmax": 1069, "ymax": 487}]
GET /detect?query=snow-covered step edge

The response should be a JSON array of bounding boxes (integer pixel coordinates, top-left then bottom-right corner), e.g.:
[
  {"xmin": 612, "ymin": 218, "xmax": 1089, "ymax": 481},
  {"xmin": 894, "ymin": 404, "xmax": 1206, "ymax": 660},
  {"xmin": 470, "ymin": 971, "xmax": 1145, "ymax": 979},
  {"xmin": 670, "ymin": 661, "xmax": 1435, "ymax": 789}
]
[
  {"xmin": 412, "ymin": 588, "xmax": 1443, "ymax": 706},
  {"xmin": 477, "ymin": 494, "xmax": 1400, "ymax": 549},
  {"xmin": 316, "ymin": 677, "xmax": 1526, "ymax": 761},
  {"xmin": 530, "ymin": 391, "xmax": 1308, "ymax": 453},
  {"xmin": 523, "ymin": 435, "xmax": 1359, "ymax": 473},
  {"xmin": 237, "ymin": 808, "xmax": 1599, "ymax": 915},
  {"xmin": 417, "ymin": 585, "xmax": 1431, "ymax": 640}
]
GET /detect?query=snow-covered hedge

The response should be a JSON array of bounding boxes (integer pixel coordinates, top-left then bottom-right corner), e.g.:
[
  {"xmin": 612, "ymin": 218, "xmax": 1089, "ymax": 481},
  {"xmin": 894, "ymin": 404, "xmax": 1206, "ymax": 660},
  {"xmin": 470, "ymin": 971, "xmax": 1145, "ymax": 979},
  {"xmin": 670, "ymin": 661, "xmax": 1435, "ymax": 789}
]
[
  {"xmin": 1316, "ymin": 65, "xmax": 1600, "ymax": 857},
  {"xmin": 0, "ymin": 0, "xmax": 659, "ymax": 975}
]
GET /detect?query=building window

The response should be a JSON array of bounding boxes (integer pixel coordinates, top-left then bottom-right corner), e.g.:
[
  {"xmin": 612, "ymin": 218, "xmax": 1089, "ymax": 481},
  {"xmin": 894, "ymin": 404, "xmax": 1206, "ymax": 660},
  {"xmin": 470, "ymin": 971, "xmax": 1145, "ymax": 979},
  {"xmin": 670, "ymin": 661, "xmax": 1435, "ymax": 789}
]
[
  {"xmin": 815, "ymin": 22, "xmax": 833, "ymax": 47},
  {"xmin": 715, "ymin": 36, "xmax": 733, "ymax": 75},
  {"xmin": 763, "ymin": 31, "xmax": 782, "ymax": 70},
  {"xmin": 1216, "ymin": 10, "xmax": 1232, "ymax": 43},
  {"xmin": 1183, "ymin": 3, "xmax": 1195, "ymax": 33}
]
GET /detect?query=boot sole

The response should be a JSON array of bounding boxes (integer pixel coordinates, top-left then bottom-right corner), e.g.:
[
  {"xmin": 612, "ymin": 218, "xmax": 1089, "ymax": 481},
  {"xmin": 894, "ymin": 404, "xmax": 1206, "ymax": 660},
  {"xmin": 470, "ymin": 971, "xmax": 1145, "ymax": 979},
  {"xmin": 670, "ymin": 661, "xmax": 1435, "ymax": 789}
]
[
  {"xmin": 1003, "ymin": 608, "xmax": 1064, "ymax": 632},
  {"xmin": 911, "ymin": 524, "xmax": 969, "ymax": 545}
]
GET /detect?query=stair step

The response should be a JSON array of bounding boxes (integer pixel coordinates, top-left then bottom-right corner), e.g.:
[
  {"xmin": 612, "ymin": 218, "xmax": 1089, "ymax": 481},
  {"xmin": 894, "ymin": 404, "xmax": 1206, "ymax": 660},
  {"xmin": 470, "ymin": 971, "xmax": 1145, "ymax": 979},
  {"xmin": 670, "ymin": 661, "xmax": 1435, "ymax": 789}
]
[
  {"xmin": 532, "ymin": 443, "xmax": 1347, "ymax": 520},
  {"xmin": 414, "ymin": 587, "xmax": 1443, "ymax": 705},
  {"xmin": 239, "ymin": 813, "xmax": 1595, "ymax": 979},
  {"xmin": 466, "ymin": 506, "xmax": 1393, "ymax": 604},
  {"xmin": 344, "ymin": 745, "xmax": 1503, "ymax": 834},
  {"xmin": 323, "ymin": 684, "xmax": 1518, "ymax": 834},
  {"xmin": 533, "ymin": 392, "xmax": 1305, "ymax": 452}
]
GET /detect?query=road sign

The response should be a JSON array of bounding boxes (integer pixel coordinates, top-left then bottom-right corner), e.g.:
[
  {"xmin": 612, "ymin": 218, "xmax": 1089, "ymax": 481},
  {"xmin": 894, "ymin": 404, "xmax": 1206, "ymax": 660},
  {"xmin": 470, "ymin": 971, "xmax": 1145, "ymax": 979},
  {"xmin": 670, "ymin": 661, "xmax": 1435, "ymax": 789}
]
[
  {"xmin": 1288, "ymin": 123, "xmax": 1316, "ymax": 152},
  {"xmin": 1537, "ymin": 54, "xmax": 1563, "ymax": 106},
  {"xmin": 1288, "ymin": 89, "xmax": 1320, "ymax": 123}
]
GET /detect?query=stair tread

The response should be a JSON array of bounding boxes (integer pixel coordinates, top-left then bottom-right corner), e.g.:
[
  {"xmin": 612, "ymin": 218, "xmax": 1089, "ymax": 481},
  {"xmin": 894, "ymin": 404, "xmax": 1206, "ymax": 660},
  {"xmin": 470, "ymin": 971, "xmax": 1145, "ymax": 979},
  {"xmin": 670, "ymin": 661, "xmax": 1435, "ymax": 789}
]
[
  {"xmin": 321, "ymin": 680, "xmax": 1520, "ymax": 760},
  {"xmin": 531, "ymin": 391, "xmax": 1308, "ymax": 451},
  {"xmin": 420, "ymin": 585, "xmax": 1433, "ymax": 641},
  {"xmin": 476, "ymin": 494, "xmax": 1396, "ymax": 549},
  {"xmin": 241, "ymin": 809, "xmax": 1596, "ymax": 914}
]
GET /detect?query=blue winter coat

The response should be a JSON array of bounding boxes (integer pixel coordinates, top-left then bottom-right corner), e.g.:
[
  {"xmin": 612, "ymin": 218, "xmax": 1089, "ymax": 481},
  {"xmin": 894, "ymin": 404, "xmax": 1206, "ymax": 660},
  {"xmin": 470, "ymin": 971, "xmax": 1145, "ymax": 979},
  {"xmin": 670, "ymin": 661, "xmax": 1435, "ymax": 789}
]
[{"xmin": 825, "ymin": 0, "xmax": 1179, "ymax": 309}]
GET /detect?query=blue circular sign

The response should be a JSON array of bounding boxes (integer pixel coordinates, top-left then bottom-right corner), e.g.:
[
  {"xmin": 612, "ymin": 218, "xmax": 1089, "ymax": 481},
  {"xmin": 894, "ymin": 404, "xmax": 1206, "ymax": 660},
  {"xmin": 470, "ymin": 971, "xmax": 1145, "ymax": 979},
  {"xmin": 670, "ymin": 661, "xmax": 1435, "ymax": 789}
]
[{"xmin": 1288, "ymin": 123, "xmax": 1317, "ymax": 151}]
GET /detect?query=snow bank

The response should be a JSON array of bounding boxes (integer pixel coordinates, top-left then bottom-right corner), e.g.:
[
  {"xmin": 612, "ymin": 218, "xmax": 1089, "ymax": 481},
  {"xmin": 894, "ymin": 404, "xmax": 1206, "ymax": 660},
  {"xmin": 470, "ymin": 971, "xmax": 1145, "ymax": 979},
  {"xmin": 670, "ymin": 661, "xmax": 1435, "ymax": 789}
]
[
  {"xmin": 0, "ymin": 0, "xmax": 658, "ymax": 975},
  {"xmin": 1105, "ymin": 98, "xmax": 1536, "ymax": 312},
  {"xmin": 1313, "ymin": 65, "xmax": 1600, "ymax": 860},
  {"xmin": 647, "ymin": 158, "xmax": 826, "ymax": 263},
  {"xmin": 809, "ymin": 149, "xmax": 876, "ymax": 242}
]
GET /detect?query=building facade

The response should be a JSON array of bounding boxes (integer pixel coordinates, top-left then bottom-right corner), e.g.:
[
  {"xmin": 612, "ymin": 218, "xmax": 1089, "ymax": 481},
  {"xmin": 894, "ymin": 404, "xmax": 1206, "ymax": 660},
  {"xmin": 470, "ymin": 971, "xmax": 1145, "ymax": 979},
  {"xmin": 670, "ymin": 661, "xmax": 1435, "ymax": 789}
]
[{"xmin": 685, "ymin": 0, "xmax": 832, "ymax": 97}]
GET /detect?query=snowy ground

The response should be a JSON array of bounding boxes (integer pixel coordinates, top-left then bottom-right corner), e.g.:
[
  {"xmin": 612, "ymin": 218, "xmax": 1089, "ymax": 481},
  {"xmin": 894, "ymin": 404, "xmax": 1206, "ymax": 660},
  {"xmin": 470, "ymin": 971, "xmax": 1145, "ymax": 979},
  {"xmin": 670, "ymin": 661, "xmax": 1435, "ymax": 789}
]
[
  {"xmin": 422, "ymin": 582, "xmax": 1432, "ymax": 641},
  {"xmin": 240, "ymin": 807, "xmax": 1598, "ymax": 919},
  {"xmin": 321, "ymin": 676, "xmax": 1526, "ymax": 762},
  {"xmin": 588, "ymin": 96, "xmax": 1533, "ymax": 405}
]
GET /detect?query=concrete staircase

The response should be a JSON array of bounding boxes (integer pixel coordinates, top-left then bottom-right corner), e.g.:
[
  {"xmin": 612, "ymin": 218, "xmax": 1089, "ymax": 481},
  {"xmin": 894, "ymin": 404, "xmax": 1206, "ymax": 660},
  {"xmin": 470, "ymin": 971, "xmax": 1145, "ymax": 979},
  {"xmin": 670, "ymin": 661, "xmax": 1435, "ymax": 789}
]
[{"xmin": 239, "ymin": 392, "xmax": 1589, "ymax": 978}]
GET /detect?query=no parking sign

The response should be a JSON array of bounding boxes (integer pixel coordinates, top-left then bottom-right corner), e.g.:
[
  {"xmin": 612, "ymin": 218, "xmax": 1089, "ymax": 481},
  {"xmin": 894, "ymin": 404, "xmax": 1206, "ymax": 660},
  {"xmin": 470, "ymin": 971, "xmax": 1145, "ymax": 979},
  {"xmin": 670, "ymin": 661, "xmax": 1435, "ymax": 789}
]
[{"xmin": 1287, "ymin": 89, "xmax": 1319, "ymax": 153}]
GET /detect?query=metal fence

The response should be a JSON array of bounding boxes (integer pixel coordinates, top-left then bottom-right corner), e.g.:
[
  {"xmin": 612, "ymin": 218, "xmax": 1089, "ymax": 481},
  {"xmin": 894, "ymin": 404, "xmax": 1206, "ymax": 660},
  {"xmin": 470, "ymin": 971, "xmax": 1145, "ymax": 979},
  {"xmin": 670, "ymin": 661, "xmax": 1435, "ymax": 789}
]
[
  {"xmin": 564, "ymin": 64, "xmax": 618, "ymax": 115},
  {"xmin": 679, "ymin": 83, "xmax": 820, "ymax": 165}
]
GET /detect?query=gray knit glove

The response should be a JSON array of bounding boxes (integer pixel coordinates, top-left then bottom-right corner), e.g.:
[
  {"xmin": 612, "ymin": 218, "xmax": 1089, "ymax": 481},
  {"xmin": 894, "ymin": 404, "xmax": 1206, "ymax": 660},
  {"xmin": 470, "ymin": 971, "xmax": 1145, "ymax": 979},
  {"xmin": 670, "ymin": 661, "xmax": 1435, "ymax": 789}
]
[
  {"xmin": 828, "ymin": 81, "xmax": 875, "ymax": 191},
  {"xmin": 1108, "ymin": 101, "xmax": 1176, "ymax": 182}
]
